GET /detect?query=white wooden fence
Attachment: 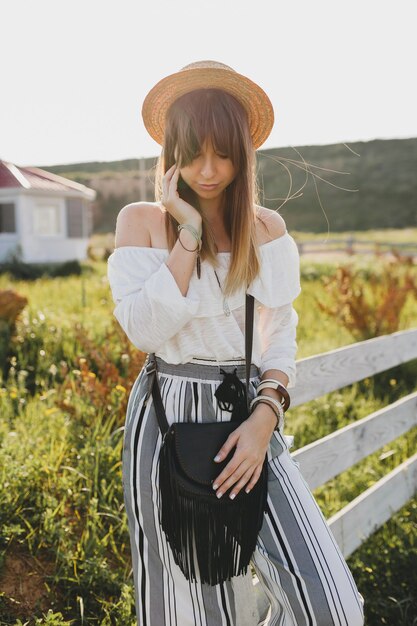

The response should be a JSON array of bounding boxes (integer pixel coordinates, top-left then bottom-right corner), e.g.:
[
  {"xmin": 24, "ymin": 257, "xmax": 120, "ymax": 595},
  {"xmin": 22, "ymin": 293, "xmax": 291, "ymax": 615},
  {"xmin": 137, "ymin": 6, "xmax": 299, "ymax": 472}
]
[
  {"xmin": 252, "ymin": 327, "xmax": 417, "ymax": 622},
  {"xmin": 296, "ymin": 238, "xmax": 417, "ymax": 258},
  {"xmin": 289, "ymin": 326, "xmax": 417, "ymax": 558}
]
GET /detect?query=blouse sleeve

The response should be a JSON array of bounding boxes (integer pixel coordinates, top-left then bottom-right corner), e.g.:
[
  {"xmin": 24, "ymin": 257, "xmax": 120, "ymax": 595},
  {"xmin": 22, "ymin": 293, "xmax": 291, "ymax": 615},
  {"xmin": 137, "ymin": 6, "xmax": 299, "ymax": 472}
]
[
  {"xmin": 258, "ymin": 304, "xmax": 299, "ymax": 387},
  {"xmin": 248, "ymin": 232, "xmax": 302, "ymax": 388},
  {"xmin": 107, "ymin": 247, "xmax": 200, "ymax": 353}
]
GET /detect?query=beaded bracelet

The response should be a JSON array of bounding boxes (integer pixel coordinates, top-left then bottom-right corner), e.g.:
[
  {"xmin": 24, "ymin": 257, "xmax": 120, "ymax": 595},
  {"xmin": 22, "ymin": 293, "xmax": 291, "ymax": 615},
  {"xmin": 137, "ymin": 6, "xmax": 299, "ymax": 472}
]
[
  {"xmin": 250, "ymin": 394, "xmax": 285, "ymax": 430},
  {"xmin": 252, "ymin": 399, "xmax": 284, "ymax": 431}
]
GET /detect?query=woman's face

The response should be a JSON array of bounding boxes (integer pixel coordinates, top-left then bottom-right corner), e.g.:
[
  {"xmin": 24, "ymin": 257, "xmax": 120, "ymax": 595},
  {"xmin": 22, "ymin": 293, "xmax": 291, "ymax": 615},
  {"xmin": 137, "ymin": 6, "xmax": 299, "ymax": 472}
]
[{"xmin": 177, "ymin": 138, "xmax": 236, "ymax": 201}]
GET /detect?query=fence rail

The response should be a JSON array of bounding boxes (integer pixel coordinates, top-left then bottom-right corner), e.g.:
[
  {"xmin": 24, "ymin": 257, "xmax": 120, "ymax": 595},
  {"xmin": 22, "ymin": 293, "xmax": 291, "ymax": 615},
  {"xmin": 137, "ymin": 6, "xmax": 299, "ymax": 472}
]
[
  {"xmin": 253, "ymin": 328, "xmax": 417, "ymax": 619},
  {"xmin": 328, "ymin": 452, "xmax": 417, "ymax": 557},
  {"xmin": 290, "ymin": 327, "xmax": 417, "ymax": 558},
  {"xmin": 291, "ymin": 328, "xmax": 417, "ymax": 406},
  {"xmin": 296, "ymin": 238, "xmax": 417, "ymax": 257},
  {"xmin": 292, "ymin": 392, "xmax": 417, "ymax": 491}
]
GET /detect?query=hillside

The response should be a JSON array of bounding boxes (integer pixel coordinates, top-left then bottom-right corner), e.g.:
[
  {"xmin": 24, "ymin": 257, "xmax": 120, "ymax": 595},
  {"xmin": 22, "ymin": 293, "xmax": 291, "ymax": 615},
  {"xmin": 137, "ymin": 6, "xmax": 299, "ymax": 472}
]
[{"xmin": 40, "ymin": 137, "xmax": 417, "ymax": 234}]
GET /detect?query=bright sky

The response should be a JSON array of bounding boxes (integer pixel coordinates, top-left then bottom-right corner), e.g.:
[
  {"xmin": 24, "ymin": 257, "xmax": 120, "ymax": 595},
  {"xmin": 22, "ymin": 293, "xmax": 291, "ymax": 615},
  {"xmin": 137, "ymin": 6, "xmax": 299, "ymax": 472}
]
[{"xmin": 2, "ymin": 0, "xmax": 416, "ymax": 167}]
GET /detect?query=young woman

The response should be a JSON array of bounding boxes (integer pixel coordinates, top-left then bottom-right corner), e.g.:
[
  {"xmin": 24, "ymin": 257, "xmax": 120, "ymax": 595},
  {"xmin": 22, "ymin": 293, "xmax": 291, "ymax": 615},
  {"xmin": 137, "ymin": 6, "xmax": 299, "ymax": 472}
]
[{"xmin": 107, "ymin": 60, "xmax": 365, "ymax": 626}]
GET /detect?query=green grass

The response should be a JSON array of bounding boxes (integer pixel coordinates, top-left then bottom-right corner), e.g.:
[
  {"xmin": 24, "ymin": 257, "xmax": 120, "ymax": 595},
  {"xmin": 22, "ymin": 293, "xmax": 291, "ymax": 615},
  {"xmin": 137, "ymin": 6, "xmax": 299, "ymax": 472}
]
[{"xmin": 0, "ymin": 247, "xmax": 416, "ymax": 624}]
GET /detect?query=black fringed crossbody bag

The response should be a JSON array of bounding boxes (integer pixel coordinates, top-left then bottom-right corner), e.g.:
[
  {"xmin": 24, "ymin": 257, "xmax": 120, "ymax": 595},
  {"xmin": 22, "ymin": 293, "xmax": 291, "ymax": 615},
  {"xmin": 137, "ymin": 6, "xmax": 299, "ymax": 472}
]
[{"xmin": 143, "ymin": 293, "xmax": 268, "ymax": 586}]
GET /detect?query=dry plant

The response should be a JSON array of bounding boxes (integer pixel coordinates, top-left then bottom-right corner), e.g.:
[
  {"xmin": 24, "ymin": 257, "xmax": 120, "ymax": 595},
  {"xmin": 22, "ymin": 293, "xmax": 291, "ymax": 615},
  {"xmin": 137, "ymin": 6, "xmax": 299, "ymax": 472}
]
[
  {"xmin": 0, "ymin": 289, "xmax": 28, "ymax": 325},
  {"xmin": 315, "ymin": 255, "xmax": 417, "ymax": 340},
  {"xmin": 0, "ymin": 289, "xmax": 29, "ymax": 368},
  {"xmin": 55, "ymin": 320, "xmax": 147, "ymax": 420}
]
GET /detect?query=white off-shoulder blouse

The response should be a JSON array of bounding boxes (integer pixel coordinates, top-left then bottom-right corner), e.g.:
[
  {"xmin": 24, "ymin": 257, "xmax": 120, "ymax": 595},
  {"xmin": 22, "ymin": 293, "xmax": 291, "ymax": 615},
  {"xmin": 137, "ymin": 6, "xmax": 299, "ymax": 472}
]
[{"xmin": 106, "ymin": 231, "xmax": 301, "ymax": 387}]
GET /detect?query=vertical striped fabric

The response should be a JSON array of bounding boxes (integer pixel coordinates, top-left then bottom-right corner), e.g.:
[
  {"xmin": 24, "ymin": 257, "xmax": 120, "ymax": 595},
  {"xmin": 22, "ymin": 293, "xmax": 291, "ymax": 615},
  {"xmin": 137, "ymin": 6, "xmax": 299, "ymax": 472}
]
[{"xmin": 122, "ymin": 357, "xmax": 365, "ymax": 626}]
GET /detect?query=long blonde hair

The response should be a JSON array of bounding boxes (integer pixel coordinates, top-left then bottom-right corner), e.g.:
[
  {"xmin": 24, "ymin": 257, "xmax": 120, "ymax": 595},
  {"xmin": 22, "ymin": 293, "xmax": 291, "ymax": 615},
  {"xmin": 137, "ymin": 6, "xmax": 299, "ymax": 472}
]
[{"xmin": 154, "ymin": 88, "xmax": 268, "ymax": 296}]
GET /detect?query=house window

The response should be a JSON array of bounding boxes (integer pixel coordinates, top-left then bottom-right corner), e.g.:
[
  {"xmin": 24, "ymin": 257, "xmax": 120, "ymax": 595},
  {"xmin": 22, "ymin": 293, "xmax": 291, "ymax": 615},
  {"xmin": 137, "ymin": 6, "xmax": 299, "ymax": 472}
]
[
  {"xmin": 33, "ymin": 205, "xmax": 61, "ymax": 236},
  {"xmin": 0, "ymin": 203, "xmax": 16, "ymax": 233}
]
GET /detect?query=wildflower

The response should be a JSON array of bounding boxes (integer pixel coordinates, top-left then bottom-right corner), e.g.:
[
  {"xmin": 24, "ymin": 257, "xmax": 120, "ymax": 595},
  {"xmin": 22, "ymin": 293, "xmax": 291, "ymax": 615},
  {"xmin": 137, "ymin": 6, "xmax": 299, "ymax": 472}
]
[{"xmin": 49, "ymin": 364, "xmax": 58, "ymax": 376}]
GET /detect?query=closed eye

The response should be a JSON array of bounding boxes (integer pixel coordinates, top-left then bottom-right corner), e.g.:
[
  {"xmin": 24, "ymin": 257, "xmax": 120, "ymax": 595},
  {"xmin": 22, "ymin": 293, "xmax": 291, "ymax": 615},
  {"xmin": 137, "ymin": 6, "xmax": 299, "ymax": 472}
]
[{"xmin": 191, "ymin": 152, "xmax": 229, "ymax": 160}]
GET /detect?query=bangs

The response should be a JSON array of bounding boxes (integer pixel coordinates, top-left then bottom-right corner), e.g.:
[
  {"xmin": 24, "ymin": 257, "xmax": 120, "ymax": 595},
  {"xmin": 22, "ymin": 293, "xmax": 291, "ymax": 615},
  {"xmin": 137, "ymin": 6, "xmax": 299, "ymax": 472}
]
[{"xmin": 165, "ymin": 89, "xmax": 249, "ymax": 169}]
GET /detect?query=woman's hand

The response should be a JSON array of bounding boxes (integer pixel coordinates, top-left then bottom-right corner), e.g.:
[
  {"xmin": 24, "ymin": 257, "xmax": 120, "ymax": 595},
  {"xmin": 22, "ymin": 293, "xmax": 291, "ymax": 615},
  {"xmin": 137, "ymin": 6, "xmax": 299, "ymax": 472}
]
[
  {"xmin": 162, "ymin": 164, "xmax": 202, "ymax": 228},
  {"xmin": 212, "ymin": 405, "xmax": 277, "ymax": 499}
]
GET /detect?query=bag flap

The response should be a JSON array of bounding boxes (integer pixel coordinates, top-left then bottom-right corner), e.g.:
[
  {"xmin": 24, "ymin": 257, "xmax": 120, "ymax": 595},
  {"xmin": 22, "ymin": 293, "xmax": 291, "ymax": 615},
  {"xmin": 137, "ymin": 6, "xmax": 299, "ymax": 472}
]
[{"xmin": 172, "ymin": 422, "xmax": 238, "ymax": 485}]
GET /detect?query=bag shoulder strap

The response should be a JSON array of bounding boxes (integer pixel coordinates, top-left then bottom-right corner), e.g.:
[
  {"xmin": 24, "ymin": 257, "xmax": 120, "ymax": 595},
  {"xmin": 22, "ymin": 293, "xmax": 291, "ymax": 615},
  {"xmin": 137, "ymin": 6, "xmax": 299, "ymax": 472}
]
[
  {"xmin": 245, "ymin": 292, "xmax": 255, "ymax": 407},
  {"xmin": 146, "ymin": 294, "xmax": 255, "ymax": 436}
]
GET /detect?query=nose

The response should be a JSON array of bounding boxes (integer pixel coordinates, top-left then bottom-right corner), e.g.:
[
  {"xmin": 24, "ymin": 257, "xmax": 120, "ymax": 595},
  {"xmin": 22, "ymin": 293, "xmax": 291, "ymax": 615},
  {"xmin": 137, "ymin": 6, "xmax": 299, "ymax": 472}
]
[{"xmin": 200, "ymin": 153, "xmax": 216, "ymax": 179}]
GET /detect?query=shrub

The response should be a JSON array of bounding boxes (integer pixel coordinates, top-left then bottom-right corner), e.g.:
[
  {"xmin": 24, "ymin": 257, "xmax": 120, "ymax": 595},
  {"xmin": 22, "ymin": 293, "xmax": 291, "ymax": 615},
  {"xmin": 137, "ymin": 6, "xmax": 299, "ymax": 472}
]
[{"xmin": 315, "ymin": 254, "xmax": 417, "ymax": 340}]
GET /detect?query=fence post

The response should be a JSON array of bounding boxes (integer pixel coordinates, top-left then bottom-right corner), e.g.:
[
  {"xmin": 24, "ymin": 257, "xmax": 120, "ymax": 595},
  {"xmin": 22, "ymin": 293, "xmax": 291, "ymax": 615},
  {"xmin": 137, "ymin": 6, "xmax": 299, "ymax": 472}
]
[{"xmin": 346, "ymin": 236, "xmax": 355, "ymax": 255}]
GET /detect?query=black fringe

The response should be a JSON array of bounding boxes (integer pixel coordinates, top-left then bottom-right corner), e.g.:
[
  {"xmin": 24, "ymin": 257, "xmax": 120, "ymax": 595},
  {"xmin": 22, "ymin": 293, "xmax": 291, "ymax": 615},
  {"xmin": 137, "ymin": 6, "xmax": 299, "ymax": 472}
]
[{"xmin": 158, "ymin": 428, "xmax": 268, "ymax": 586}]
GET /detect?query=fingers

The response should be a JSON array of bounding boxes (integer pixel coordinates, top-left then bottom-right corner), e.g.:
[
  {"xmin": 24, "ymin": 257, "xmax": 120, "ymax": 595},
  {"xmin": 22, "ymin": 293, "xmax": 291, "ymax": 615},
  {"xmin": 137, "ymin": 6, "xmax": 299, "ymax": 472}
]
[
  {"xmin": 211, "ymin": 420, "xmax": 268, "ymax": 499},
  {"xmin": 162, "ymin": 164, "xmax": 175, "ymax": 194},
  {"xmin": 232, "ymin": 465, "xmax": 262, "ymax": 498},
  {"xmin": 164, "ymin": 164, "xmax": 179, "ymax": 184},
  {"xmin": 214, "ymin": 461, "xmax": 262, "ymax": 499},
  {"xmin": 214, "ymin": 430, "xmax": 239, "ymax": 464},
  {"xmin": 162, "ymin": 165, "xmax": 180, "ymax": 204},
  {"xmin": 212, "ymin": 459, "xmax": 251, "ymax": 498},
  {"xmin": 164, "ymin": 163, "xmax": 177, "ymax": 176},
  {"xmin": 225, "ymin": 466, "xmax": 255, "ymax": 500},
  {"xmin": 243, "ymin": 464, "xmax": 263, "ymax": 494},
  {"xmin": 162, "ymin": 164, "xmax": 176, "ymax": 187}
]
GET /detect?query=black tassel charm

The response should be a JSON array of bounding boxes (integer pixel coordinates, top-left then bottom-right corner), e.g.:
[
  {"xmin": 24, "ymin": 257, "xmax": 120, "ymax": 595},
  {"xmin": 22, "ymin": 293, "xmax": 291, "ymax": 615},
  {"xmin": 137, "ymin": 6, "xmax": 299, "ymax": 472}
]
[{"xmin": 214, "ymin": 367, "xmax": 249, "ymax": 422}]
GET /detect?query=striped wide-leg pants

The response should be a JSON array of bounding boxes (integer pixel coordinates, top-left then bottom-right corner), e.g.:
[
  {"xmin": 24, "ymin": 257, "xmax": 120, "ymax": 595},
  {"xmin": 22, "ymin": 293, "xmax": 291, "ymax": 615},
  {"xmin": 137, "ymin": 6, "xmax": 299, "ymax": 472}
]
[{"xmin": 122, "ymin": 356, "xmax": 365, "ymax": 626}]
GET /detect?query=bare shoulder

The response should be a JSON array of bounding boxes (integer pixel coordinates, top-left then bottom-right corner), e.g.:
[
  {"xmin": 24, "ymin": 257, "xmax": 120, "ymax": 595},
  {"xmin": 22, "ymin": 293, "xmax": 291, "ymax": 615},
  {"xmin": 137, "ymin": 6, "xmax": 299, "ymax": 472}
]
[
  {"xmin": 255, "ymin": 206, "xmax": 287, "ymax": 245},
  {"xmin": 114, "ymin": 201, "xmax": 163, "ymax": 248}
]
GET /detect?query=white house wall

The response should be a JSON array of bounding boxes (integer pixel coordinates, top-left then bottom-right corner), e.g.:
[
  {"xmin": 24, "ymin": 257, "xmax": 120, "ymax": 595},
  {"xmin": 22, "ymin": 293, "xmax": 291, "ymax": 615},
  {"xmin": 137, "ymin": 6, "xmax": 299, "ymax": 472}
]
[
  {"xmin": 0, "ymin": 188, "xmax": 93, "ymax": 264},
  {"xmin": 19, "ymin": 193, "xmax": 90, "ymax": 263}
]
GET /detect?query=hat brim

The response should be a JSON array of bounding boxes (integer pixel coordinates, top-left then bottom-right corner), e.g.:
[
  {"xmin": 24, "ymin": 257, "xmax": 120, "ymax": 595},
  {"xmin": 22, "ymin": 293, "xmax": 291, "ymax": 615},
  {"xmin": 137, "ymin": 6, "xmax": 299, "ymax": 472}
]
[{"xmin": 141, "ymin": 66, "xmax": 274, "ymax": 150}]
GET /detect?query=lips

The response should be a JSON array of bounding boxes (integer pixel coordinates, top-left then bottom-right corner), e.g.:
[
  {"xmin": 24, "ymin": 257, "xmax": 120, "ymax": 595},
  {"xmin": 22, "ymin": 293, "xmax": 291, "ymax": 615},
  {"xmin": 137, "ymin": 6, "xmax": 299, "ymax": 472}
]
[{"xmin": 198, "ymin": 183, "xmax": 219, "ymax": 189}]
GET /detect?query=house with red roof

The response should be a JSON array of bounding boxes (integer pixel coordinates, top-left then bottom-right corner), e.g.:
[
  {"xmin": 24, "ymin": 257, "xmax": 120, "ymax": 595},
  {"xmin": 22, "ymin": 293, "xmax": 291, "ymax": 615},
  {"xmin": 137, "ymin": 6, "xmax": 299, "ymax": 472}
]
[{"xmin": 0, "ymin": 159, "xmax": 96, "ymax": 264}]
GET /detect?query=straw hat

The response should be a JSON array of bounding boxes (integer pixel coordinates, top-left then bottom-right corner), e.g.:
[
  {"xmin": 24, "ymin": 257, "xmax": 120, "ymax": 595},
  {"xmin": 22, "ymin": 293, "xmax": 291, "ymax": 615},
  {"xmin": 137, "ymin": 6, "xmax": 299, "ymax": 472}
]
[{"xmin": 141, "ymin": 60, "xmax": 274, "ymax": 149}]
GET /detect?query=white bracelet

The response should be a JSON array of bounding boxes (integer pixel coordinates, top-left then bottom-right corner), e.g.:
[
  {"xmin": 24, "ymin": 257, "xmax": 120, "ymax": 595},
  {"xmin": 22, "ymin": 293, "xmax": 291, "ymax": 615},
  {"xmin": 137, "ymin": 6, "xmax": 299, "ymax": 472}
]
[
  {"xmin": 250, "ymin": 394, "xmax": 285, "ymax": 430},
  {"xmin": 257, "ymin": 379, "xmax": 287, "ymax": 403}
]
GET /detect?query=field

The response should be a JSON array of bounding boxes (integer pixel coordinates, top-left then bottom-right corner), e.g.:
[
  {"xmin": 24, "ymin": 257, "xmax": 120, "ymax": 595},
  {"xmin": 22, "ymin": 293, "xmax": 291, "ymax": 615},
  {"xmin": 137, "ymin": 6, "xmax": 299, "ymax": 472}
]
[{"xmin": 0, "ymin": 238, "xmax": 416, "ymax": 625}]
